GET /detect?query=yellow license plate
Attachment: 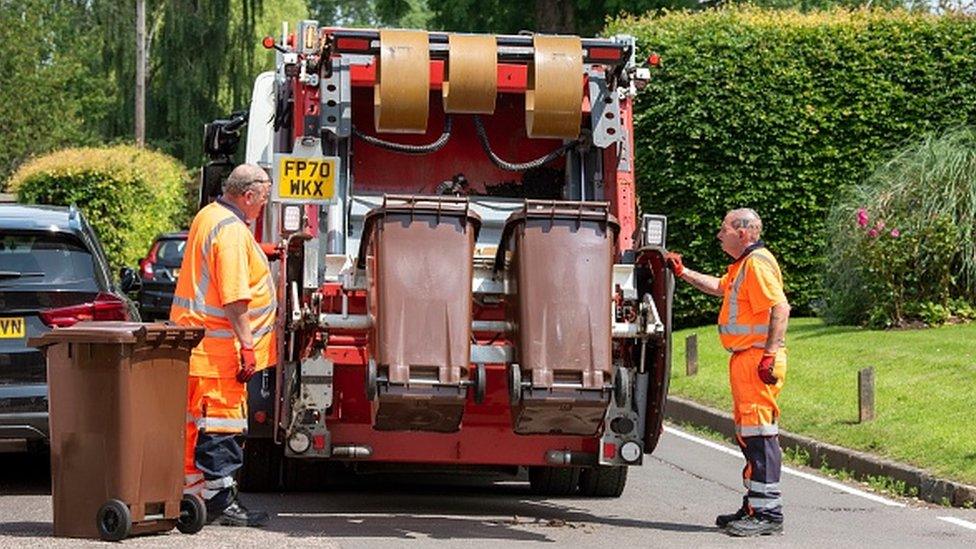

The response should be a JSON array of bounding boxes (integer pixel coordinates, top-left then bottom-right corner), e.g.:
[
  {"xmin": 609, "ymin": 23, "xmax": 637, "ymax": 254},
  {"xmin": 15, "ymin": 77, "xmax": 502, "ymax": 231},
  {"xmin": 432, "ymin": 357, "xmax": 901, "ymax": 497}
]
[
  {"xmin": 0, "ymin": 317, "xmax": 25, "ymax": 338},
  {"xmin": 275, "ymin": 156, "xmax": 338, "ymax": 203}
]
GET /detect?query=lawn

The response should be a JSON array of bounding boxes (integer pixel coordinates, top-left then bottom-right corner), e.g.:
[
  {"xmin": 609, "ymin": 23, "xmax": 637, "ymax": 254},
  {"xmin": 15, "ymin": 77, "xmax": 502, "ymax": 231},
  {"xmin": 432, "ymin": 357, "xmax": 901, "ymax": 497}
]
[{"xmin": 670, "ymin": 317, "xmax": 976, "ymax": 485}]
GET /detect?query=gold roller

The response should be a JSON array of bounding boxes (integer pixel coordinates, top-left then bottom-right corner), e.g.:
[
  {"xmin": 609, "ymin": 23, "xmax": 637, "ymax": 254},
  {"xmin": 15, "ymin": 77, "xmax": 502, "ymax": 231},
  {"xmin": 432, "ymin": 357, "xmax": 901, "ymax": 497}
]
[
  {"xmin": 526, "ymin": 35, "xmax": 584, "ymax": 139},
  {"xmin": 375, "ymin": 29, "xmax": 430, "ymax": 134},
  {"xmin": 443, "ymin": 34, "xmax": 497, "ymax": 114}
]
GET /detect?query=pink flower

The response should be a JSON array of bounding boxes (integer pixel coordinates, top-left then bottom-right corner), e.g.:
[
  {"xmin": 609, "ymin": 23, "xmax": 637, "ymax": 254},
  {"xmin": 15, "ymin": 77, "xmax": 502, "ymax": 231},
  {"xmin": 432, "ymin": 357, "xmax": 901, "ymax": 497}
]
[
  {"xmin": 856, "ymin": 208, "xmax": 869, "ymax": 228},
  {"xmin": 868, "ymin": 228, "xmax": 878, "ymax": 238},
  {"xmin": 890, "ymin": 228, "xmax": 900, "ymax": 238}
]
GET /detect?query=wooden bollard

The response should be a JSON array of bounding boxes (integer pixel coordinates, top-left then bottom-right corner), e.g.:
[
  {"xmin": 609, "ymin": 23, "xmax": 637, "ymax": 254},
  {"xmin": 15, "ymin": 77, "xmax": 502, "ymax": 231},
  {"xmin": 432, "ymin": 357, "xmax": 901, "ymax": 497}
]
[
  {"xmin": 859, "ymin": 367, "xmax": 875, "ymax": 423},
  {"xmin": 685, "ymin": 333, "xmax": 698, "ymax": 376}
]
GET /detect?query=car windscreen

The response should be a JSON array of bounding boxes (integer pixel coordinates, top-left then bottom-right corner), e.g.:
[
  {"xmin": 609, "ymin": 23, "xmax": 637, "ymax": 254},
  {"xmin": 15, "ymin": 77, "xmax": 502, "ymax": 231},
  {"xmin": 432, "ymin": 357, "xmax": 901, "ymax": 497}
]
[
  {"xmin": 0, "ymin": 232, "xmax": 99, "ymax": 290},
  {"xmin": 156, "ymin": 238, "xmax": 186, "ymax": 264}
]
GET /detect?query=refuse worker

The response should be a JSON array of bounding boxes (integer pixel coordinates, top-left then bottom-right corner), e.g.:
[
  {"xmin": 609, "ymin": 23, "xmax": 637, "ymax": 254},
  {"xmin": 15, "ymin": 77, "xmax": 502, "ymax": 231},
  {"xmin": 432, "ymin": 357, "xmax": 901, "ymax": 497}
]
[
  {"xmin": 171, "ymin": 163, "xmax": 280, "ymax": 527},
  {"xmin": 665, "ymin": 208, "xmax": 790, "ymax": 537}
]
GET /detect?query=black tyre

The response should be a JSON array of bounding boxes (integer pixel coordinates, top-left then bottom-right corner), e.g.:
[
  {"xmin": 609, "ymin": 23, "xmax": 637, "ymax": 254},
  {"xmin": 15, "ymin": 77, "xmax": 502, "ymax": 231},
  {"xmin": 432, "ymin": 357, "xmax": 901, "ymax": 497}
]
[
  {"xmin": 578, "ymin": 465, "xmax": 628, "ymax": 498},
  {"xmin": 96, "ymin": 499, "xmax": 132, "ymax": 542},
  {"xmin": 238, "ymin": 438, "xmax": 281, "ymax": 492},
  {"xmin": 473, "ymin": 363, "xmax": 487, "ymax": 405},
  {"xmin": 176, "ymin": 493, "xmax": 206, "ymax": 534},
  {"xmin": 528, "ymin": 466, "xmax": 580, "ymax": 496},
  {"xmin": 366, "ymin": 359, "xmax": 378, "ymax": 401},
  {"xmin": 508, "ymin": 363, "xmax": 522, "ymax": 406},
  {"xmin": 613, "ymin": 367, "xmax": 632, "ymax": 408}
]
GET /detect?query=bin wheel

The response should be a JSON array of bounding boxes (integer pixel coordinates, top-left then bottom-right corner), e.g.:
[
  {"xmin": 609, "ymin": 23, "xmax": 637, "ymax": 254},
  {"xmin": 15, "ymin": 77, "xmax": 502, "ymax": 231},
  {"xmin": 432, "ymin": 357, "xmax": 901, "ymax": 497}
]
[
  {"xmin": 473, "ymin": 363, "xmax": 487, "ymax": 405},
  {"xmin": 365, "ymin": 359, "xmax": 378, "ymax": 401},
  {"xmin": 614, "ymin": 367, "xmax": 632, "ymax": 408},
  {"xmin": 176, "ymin": 493, "xmax": 206, "ymax": 535},
  {"xmin": 508, "ymin": 363, "xmax": 522, "ymax": 406},
  {"xmin": 96, "ymin": 499, "xmax": 132, "ymax": 542}
]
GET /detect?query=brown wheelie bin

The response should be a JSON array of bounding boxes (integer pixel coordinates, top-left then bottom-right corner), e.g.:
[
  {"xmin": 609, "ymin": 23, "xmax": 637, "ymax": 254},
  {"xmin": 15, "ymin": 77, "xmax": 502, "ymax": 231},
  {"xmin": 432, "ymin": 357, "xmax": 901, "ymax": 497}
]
[
  {"xmin": 357, "ymin": 195, "xmax": 482, "ymax": 432},
  {"xmin": 29, "ymin": 322, "xmax": 206, "ymax": 541},
  {"xmin": 495, "ymin": 200, "xmax": 619, "ymax": 436}
]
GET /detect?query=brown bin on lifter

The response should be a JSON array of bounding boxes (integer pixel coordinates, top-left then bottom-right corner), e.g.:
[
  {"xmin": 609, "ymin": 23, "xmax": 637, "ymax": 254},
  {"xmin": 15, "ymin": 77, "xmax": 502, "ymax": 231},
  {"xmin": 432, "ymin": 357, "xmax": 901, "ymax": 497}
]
[
  {"xmin": 495, "ymin": 201, "xmax": 619, "ymax": 436},
  {"xmin": 357, "ymin": 195, "xmax": 481, "ymax": 433},
  {"xmin": 29, "ymin": 322, "xmax": 206, "ymax": 541}
]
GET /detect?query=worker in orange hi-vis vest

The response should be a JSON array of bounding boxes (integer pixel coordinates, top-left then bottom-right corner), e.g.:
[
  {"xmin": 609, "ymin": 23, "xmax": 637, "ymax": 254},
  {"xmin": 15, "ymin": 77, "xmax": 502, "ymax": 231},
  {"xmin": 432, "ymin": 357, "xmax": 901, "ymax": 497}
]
[
  {"xmin": 665, "ymin": 208, "xmax": 790, "ymax": 538},
  {"xmin": 171, "ymin": 163, "xmax": 280, "ymax": 527}
]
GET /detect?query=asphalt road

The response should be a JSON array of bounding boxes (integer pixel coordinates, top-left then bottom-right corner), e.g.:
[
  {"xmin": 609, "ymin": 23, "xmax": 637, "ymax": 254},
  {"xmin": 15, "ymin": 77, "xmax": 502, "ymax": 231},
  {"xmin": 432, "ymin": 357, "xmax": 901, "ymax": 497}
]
[{"xmin": 2, "ymin": 425, "xmax": 976, "ymax": 548}]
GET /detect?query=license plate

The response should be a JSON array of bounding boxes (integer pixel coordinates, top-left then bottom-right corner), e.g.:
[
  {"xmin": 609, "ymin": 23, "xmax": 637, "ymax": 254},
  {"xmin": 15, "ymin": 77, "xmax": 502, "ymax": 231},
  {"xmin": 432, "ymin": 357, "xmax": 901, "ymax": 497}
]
[
  {"xmin": 274, "ymin": 155, "xmax": 338, "ymax": 204},
  {"xmin": 0, "ymin": 317, "xmax": 25, "ymax": 338}
]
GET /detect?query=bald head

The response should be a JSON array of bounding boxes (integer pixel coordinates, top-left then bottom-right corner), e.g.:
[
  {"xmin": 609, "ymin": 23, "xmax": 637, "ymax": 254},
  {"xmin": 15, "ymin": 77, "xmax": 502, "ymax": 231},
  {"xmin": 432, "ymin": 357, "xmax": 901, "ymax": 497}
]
[
  {"xmin": 717, "ymin": 208, "xmax": 763, "ymax": 259},
  {"xmin": 223, "ymin": 163, "xmax": 270, "ymax": 197}
]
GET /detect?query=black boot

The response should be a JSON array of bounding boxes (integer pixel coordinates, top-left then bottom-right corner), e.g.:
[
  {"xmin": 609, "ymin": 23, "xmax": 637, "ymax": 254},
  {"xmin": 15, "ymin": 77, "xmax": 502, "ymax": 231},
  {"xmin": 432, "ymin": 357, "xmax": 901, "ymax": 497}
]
[
  {"xmin": 208, "ymin": 499, "xmax": 270, "ymax": 527},
  {"xmin": 726, "ymin": 516, "xmax": 783, "ymax": 537},
  {"xmin": 715, "ymin": 507, "xmax": 748, "ymax": 528}
]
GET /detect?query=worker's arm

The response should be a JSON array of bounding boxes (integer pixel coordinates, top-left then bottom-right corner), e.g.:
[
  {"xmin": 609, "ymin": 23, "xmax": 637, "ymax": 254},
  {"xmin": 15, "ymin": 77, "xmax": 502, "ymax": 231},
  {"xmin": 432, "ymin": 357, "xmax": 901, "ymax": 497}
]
[
  {"xmin": 763, "ymin": 301, "xmax": 791, "ymax": 354},
  {"xmin": 678, "ymin": 268, "xmax": 724, "ymax": 297},
  {"xmin": 223, "ymin": 300, "xmax": 253, "ymax": 348}
]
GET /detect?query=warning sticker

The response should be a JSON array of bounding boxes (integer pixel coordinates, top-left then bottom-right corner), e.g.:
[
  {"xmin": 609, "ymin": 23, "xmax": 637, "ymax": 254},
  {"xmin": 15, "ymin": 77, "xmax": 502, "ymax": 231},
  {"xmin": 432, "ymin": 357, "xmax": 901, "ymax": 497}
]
[{"xmin": 274, "ymin": 155, "xmax": 339, "ymax": 204}]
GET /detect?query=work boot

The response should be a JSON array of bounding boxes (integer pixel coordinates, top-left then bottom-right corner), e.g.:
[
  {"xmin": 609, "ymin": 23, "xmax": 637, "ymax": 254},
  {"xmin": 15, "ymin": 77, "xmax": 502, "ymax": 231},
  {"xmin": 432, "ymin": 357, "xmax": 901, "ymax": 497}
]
[
  {"xmin": 714, "ymin": 507, "xmax": 748, "ymax": 528},
  {"xmin": 725, "ymin": 516, "xmax": 783, "ymax": 537},
  {"xmin": 208, "ymin": 499, "xmax": 270, "ymax": 527}
]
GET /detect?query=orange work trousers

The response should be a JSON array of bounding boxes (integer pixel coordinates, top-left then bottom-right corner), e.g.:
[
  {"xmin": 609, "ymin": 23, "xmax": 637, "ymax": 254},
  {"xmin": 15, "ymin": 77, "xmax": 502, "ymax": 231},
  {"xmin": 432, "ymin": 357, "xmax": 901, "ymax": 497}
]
[{"xmin": 184, "ymin": 376, "xmax": 248, "ymax": 503}]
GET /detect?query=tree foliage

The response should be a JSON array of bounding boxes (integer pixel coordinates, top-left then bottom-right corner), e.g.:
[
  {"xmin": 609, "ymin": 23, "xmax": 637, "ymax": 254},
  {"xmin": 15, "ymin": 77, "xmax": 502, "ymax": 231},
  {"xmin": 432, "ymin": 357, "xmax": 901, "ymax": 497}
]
[{"xmin": 608, "ymin": 8, "xmax": 976, "ymax": 326}]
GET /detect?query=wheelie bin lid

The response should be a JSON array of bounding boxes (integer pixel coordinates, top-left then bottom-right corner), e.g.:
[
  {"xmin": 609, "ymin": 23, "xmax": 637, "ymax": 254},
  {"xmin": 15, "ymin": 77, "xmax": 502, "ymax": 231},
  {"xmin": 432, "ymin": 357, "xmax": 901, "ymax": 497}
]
[{"xmin": 29, "ymin": 321, "xmax": 204, "ymax": 350}]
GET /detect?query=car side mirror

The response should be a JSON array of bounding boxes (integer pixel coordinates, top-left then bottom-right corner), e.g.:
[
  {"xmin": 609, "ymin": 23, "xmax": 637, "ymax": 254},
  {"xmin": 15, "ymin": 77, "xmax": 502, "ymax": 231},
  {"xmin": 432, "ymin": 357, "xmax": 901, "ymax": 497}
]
[{"xmin": 119, "ymin": 266, "xmax": 142, "ymax": 293}]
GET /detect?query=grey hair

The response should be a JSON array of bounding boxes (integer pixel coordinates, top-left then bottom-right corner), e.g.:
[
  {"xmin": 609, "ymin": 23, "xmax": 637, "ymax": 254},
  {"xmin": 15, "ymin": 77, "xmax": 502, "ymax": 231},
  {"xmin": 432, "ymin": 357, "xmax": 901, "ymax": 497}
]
[
  {"xmin": 223, "ymin": 163, "xmax": 270, "ymax": 196},
  {"xmin": 727, "ymin": 208, "xmax": 763, "ymax": 235}
]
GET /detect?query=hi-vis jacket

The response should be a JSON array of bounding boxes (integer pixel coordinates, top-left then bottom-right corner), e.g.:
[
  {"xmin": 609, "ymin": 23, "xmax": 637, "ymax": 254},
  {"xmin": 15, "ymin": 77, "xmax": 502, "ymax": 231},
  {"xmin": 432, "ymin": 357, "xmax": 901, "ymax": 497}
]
[
  {"xmin": 717, "ymin": 244, "xmax": 786, "ymax": 353},
  {"xmin": 171, "ymin": 201, "xmax": 277, "ymax": 378}
]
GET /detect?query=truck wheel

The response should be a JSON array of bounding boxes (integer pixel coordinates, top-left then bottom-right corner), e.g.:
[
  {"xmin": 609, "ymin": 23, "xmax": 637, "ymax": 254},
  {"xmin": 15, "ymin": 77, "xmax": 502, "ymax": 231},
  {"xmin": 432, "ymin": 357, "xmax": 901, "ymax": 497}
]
[
  {"xmin": 366, "ymin": 359, "xmax": 378, "ymax": 401},
  {"xmin": 508, "ymin": 363, "xmax": 522, "ymax": 406},
  {"xmin": 237, "ymin": 438, "xmax": 281, "ymax": 492},
  {"xmin": 473, "ymin": 363, "xmax": 486, "ymax": 404},
  {"xmin": 578, "ymin": 465, "xmax": 628, "ymax": 498},
  {"xmin": 613, "ymin": 367, "xmax": 631, "ymax": 408},
  {"xmin": 96, "ymin": 499, "xmax": 132, "ymax": 541},
  {"xmin": 528, "ymin": 466, "xmax": 580, "ymax": 496},
  {"xmin": 176, "ymin": 493, "xmax": 206, "ymax": 534}
]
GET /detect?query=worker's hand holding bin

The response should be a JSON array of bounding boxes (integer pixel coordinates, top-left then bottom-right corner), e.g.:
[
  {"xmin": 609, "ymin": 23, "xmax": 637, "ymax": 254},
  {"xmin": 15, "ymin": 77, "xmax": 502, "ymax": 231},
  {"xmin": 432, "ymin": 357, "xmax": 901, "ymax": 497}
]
[{"xmin": 29, "ymin": 322, "xmax": 207, "ymax": 541}]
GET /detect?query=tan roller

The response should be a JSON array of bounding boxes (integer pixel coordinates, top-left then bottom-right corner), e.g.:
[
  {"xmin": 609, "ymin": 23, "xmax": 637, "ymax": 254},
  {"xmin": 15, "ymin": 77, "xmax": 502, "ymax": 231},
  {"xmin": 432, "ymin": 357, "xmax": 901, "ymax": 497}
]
[
  {"xmin": 443, "ymin": 34, "xmax": 497, "ymax": 114},
  {"xmin": 526, "ymin": 35, "xmax": 584, "ymax": 139},
  {"xmin": 375, "ymin": 29, "xmax": 430, "ymax": 134}
]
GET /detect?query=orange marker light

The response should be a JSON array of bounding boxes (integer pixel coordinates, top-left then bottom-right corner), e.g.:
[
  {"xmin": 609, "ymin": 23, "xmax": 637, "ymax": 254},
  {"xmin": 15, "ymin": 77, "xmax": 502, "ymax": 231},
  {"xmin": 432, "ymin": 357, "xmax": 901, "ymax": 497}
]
[
  {"xmin": 648, "ymin": 53, "xmax": 661, "ymax": 67},
  {"xmin": 262, "ymin": 36, "xmax": 276, "ymax": 49}
]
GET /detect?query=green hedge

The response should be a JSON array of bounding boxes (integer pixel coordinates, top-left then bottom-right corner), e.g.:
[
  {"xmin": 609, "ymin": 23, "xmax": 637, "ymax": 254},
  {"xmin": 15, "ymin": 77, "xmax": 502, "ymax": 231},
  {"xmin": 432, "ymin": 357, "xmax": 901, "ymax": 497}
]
[
  {"xmin": 609, "ymin": 8, "xmax": 976, "ymax": 326},
  {"xmin": 7, "ymin": 145, "xmax": 191, "ymax": 271}
]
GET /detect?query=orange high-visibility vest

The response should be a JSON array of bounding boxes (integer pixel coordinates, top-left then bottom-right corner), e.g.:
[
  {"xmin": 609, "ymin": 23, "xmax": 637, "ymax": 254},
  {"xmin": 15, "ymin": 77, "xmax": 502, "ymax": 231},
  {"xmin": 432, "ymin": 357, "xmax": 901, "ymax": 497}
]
[
  {"xmin": 717, "ymin": 245, "xmax": 786, "ymax": 353},
  {"xmin": 170, "ymin": 201, "xmax": 277, "ymax": 378}
]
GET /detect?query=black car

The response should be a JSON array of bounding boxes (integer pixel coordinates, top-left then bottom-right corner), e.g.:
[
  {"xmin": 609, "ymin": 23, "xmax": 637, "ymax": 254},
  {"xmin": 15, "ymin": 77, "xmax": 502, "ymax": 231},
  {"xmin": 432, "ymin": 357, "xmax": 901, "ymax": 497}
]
[
  {"xmin": 136, "ymin": 231, "xmax": 187, "ymax": 321},
  {"xmin": 0, "ymin": 204, "xmax": 140, "ymax": 449}
]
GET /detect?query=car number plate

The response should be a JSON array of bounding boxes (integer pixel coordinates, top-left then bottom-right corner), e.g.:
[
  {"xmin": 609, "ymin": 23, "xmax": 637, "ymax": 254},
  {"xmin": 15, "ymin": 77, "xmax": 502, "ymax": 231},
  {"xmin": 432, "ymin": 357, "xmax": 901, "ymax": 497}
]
[
  {"xmin": 274, "ymin": 155, "xmax": 339, "ymax": 204},
  {"xmin": 0, "ymin": 317, "xmax": 25, "ymax": 338}
]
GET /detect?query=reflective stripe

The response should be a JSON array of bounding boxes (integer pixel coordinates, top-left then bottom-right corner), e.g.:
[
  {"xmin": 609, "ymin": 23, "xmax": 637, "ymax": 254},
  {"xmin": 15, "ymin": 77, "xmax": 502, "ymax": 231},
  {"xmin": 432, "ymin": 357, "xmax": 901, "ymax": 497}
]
[
  {"xmin": 748, "ymin": 496, "xmax": 783, "ymax": 510},
  {"xmin": 725, "ymin": 342, "xmax": 767, "ymax": 353},
  {"xmin": 184, "ymin": 484, "xmax": 203, "ymax": 496},
  {"xmin": 207, "ymin": 323, "xmax": 274, "ymax": 341},
  {"xmin": 197, "ymin": 417, "xmax": 248, "ymax": 431},
  {"xmin": 719, "ymin": 324, "xmax": 768, "ymax": 335},
  {"xmin": 252, "ymin": 323, "xmax": 274, "ymax": 340},
  {"xmin": 204, "ymin": 476, "xmax": 236, "ymax": 490},
  {"xmin": 736, "ymin": 424, "xmax": 780, "ymax": 436},
  {"xmin": 185, "ymin": 473, "xmax": 204, "ymax": 485},
  {"xmin": 719, "ymin": 249, "xmax": 781, "ymax": 349},
  {"xmin": 747, "ymin": 481, "xmax": 780, "ymax": 493},
  {"xmin": 249, "ymin": 302, "xmax": 276, "ymax": 319},
  {"xmin": 173, "ymin": 215, "xmax": 239, "ymax": 318},
  {"xmin": 186, "ymin": 412, "xmax": 198, "ymax": 424},
  {"xmin": 202, "ymin": 488, "xmax": 222, "ymax": 500}
]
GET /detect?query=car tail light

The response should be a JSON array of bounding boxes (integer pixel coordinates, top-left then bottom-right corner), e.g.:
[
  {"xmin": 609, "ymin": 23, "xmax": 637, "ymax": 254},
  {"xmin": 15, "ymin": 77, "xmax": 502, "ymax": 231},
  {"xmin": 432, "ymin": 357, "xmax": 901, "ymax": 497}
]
[
  {"xmin": 139, "ymin": 258, "xmax": 155, "ymax": 281},
  {"xmin": 39, "ymin": 293, "xmax": 130, "ymax": 327}
]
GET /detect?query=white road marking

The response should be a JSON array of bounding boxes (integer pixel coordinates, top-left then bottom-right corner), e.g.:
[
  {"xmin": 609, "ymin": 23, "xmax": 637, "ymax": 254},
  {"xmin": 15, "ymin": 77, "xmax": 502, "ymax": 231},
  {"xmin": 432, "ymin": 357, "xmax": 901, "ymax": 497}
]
[
  {"xmin": 938, "ymin": 516, "xmax": 976, "ymax": 531},
  {"xmin": 663, "ymin": 425, "xmax": 906, "ymax": 508}
]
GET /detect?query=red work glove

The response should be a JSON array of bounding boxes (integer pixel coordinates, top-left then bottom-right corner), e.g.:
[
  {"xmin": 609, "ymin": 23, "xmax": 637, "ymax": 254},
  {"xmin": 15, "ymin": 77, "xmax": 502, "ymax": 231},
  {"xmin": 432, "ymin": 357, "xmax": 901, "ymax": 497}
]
[
  {"xmin": 664, "ymin": 251, "xmax": 685, "ymax": 277},
  {"xmin": 237, "ymin": 345, "xmax": 257, "ymax": 383},
  {"xmin": 259, "ymin": 242, "xmax": 283, "ymax": 261},
  {"xmin": 758, "ymin": 353, "xmax": 777, "ymax": 385}
]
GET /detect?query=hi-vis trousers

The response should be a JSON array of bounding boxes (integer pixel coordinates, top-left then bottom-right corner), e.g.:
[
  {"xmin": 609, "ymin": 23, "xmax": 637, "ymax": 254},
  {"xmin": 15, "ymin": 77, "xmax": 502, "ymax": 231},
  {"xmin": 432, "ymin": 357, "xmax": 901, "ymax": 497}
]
[
  {"xmin": 184, "ymin": 376, "xmax": 248, "ymax": 513},
  {"xmin": 729, "ymin": 347, "xmax": 786, "ymax": 521}
]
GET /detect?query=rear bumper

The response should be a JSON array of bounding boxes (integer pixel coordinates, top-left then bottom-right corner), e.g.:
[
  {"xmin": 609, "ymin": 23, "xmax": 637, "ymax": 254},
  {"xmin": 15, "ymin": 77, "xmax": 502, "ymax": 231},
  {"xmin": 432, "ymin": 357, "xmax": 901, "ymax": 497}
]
[
  {"xmin": 0, "ymin": 383, "xmax": 49, "ymax": 440},
  {"xmin": 138, "ymin": 283, "xmax": 176, "ymax": 319}
]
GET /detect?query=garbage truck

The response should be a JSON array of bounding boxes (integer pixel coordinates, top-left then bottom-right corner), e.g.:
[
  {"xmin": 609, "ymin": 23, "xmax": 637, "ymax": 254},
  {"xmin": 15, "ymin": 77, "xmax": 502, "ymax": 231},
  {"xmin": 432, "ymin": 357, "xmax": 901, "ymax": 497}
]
[{"xmin": 199, "ymin": 21, "xmax": 673, "ymax": 497}]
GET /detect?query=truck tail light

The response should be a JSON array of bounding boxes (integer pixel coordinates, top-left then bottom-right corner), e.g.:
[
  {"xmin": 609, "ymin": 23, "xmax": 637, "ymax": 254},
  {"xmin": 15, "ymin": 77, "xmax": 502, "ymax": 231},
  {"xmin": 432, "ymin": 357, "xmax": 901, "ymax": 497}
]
[{"xmin": 39, "ymin": 293, "xmax": 130, "ymax": 327}]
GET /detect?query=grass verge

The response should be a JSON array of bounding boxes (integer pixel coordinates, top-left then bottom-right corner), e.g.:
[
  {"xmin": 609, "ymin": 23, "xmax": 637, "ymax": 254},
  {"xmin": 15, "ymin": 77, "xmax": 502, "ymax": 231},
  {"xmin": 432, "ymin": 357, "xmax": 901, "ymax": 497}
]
[{"xmin": 670, "ymin": 318, "xmax": 976, "ymax": 486}]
